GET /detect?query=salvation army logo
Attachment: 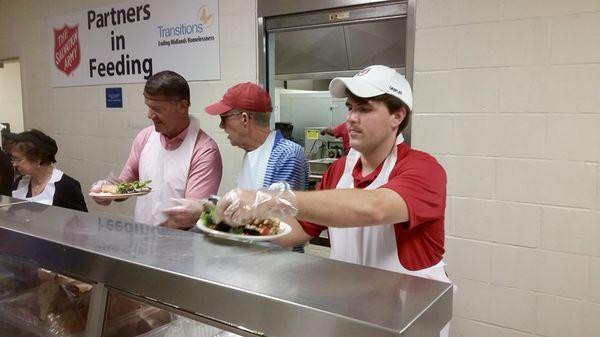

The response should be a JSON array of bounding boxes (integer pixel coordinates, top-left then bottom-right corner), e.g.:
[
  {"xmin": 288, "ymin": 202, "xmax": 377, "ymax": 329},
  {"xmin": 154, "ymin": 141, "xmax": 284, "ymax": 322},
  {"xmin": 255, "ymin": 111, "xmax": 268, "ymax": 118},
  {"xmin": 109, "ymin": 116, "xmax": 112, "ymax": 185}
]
[
  {"xmin": 197, "ymin": 5, "xmax": 214, "ymax": 28},
  {"xmin": 53, "ymin": 24, "xmax": 81, "ymax": 76}
]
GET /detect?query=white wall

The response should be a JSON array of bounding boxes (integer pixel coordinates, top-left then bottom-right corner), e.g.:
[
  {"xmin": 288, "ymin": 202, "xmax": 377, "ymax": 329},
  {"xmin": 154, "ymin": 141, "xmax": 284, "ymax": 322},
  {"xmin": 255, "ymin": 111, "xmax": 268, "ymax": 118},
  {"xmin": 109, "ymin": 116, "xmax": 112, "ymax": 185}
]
[
  {"xmin": 412, "ymin": 1, "xmax": 600, "ymax": 336},
  {"xmin": 0, "ymin": 0, "xmax": 255, "ymax": 217},
  {"xmin": 0, "ymin": 59, "xmax": 24, "ymax": 132}
]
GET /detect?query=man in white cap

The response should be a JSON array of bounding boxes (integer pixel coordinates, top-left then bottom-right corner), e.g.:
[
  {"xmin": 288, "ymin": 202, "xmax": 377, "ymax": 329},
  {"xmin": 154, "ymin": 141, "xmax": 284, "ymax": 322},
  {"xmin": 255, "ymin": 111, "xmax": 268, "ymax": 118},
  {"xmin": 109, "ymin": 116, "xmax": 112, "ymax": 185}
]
[
  {"xmin": 217, "ymin": 64, "xmax": 450, "ymax": 334},
  {"xmin": 217, "ymin": 64, "xmax": 451, "ymax": 289}
]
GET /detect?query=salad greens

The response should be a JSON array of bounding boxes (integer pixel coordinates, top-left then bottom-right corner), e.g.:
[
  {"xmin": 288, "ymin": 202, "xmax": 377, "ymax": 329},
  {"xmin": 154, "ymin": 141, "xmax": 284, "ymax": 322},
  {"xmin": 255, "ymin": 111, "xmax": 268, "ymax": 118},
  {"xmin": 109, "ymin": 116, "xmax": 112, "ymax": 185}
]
[
  {"xmin": 200, "ymin": 202, "xmax": 281, "ymax": 236},
  {"xmin": 200, "ymin": 202, "xmax": 220, "ymax": 226},
  {"xmin": 116, "ymin": 180, "xmax": 152, "ymax": 194},
  {"xmin": 200, "ymin": 203, "xmax": 244, "ymax": 235}
]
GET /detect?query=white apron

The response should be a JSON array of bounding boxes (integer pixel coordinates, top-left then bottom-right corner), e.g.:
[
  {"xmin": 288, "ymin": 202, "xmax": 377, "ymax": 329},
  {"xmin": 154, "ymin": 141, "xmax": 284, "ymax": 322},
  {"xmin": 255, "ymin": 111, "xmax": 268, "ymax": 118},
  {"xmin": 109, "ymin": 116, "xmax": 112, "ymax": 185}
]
[
  {"xmin": 237, "ymin": 131, "xmax": 275, "ymax": 189},
  {"xmin": 135, "ymin": 117, "xmax": 200, "ymax": 226},
  {"xmin": 12, "ymin": 168, "xmax": 63, "ymax": 205},
  {"xmin": 329, "ymin": 134, "xmax": 450, "ymax": 283}
]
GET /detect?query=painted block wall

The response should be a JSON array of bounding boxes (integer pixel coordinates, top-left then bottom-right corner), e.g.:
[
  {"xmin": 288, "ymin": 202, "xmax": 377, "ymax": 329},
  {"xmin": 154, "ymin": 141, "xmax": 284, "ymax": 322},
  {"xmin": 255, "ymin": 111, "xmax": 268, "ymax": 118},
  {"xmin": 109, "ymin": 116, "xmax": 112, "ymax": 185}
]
[{"xmin": 412, "ymin": 1, "xmax": 600, "ymax": 336}]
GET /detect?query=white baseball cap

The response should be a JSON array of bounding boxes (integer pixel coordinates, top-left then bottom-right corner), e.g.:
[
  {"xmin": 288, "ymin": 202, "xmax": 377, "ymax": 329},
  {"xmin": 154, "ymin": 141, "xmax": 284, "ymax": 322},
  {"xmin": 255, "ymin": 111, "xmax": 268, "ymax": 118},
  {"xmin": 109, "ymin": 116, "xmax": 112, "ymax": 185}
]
[{"xmin": 329, "ymin": 65, "xmax": 413, "ymax": 110}]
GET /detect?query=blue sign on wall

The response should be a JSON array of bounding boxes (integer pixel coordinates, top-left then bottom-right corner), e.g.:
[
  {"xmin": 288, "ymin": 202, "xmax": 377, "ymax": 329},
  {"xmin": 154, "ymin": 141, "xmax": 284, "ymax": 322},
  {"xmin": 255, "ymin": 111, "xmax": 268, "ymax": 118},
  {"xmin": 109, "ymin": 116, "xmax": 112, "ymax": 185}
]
[{"xmin": 105, "ymin": 87, "xmax": 123, "ymax": 108}]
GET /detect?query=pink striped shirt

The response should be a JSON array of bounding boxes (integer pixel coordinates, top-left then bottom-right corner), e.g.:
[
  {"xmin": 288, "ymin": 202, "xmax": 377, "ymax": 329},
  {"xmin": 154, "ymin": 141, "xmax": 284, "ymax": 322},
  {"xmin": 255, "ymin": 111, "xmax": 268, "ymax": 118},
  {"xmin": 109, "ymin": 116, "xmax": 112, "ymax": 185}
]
[{"xmin": 119, "ymin": 125, "xmax": 222, "ymax": 199}]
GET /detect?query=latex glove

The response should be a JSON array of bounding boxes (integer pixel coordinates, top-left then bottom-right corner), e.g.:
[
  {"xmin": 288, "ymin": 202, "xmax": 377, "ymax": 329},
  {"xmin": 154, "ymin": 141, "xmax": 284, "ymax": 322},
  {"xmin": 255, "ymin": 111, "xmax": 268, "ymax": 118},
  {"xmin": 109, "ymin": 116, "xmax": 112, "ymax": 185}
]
[
  {"xmin": 217, "ymin": 182, "xmax": 298, "ymax": 227},
  {"xmin": 90, "ymin": 176, "xmax": 124, "ymax": 206},
  {"xmin": 161, "ymin": 198, "xmax": 216, "ymax": 230}
]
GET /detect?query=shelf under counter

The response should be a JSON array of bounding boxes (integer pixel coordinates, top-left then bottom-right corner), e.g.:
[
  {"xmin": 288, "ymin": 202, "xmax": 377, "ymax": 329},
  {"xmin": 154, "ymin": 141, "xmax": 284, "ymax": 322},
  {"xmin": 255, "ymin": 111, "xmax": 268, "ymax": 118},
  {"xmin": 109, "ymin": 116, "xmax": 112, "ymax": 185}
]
[{"xmin": 0, "ymin": 200, "xmax": 452, "ymax": 337}]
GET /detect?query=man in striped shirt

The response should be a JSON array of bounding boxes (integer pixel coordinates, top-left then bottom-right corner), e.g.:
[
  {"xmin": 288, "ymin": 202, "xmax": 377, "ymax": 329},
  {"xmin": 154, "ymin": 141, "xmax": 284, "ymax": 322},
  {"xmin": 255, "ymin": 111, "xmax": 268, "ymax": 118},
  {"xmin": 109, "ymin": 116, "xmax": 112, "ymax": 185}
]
[
  {"xmin": 205, "ymin": 82, "xmax": 308, "ymax": 251},
  {"xmin": 205, "ymin": 82, "xmax": 307, "ymax": 190}
]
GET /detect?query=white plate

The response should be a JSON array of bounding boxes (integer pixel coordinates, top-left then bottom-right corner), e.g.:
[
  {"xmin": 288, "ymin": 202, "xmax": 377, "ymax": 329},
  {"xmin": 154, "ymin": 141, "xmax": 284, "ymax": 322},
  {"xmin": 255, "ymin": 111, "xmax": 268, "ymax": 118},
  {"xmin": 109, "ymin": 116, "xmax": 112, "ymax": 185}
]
[
  {"xmin": 196, "ymin": 218, "xmax": 292, "ymax": 242},
  {"xmin": 89, "ymin": 189, "xmax": 151, "ymax": 199}
]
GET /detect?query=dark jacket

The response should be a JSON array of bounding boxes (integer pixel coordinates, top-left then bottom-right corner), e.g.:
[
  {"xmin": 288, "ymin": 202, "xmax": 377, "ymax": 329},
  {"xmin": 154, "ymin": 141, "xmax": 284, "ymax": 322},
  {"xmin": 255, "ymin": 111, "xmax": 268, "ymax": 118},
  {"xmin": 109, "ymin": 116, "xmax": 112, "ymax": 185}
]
[{"xmin": 0, "ymin": 150, "xmax": 14, "ymax": 196}]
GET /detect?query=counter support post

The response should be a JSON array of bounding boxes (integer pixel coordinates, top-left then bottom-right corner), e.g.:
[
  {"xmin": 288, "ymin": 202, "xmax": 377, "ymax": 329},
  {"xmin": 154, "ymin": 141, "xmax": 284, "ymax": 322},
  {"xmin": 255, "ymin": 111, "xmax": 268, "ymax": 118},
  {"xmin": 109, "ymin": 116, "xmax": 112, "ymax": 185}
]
[{"xmin": 85, "ymin": 282, "xmax": 108, "ymax": 337}]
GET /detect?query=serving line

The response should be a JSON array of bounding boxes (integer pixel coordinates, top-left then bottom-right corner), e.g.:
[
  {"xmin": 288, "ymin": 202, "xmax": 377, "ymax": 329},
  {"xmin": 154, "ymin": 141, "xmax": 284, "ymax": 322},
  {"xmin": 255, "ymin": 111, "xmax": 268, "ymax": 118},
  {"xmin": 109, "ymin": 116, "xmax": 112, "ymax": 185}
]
[
  {"xmin": 0, "ymin": 196, "xmax": 30, "ymax": 207},
  {"xmin": 0, "ymin": 201, "xmax": 452, "ymax": 337}
]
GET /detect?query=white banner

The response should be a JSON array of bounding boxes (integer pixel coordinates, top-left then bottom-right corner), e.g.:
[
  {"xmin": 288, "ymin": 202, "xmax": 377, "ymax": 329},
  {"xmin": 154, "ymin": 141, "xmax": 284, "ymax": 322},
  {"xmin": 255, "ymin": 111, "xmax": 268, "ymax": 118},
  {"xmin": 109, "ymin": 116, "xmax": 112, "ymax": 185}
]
[{"xmin": 48, "ymin": 0, "xmax": 220, "ymax": 87}]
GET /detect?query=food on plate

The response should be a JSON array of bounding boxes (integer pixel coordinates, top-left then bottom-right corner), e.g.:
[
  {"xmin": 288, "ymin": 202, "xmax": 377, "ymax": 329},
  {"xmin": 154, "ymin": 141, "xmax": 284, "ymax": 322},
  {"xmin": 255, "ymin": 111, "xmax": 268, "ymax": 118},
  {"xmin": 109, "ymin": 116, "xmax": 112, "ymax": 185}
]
[
  {"xmin": 114, "ymin": 180, "xmax": 152, "ymax": 194},
  {"xmin": 92, "ymin": 180, "xmax": 152, "ymax": 195},
  {"xmin": 200, "ymin": 202, "xmax": 282, "ymax": 236},
  {"xmin": 100, "ymin": 184, "xmax": 118, "ymax": 194}
]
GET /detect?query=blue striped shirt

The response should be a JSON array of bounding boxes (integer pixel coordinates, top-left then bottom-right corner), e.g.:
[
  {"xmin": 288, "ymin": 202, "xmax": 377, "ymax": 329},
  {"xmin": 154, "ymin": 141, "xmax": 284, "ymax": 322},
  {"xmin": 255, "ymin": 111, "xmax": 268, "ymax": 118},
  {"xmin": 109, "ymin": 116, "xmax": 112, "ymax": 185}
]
[{"xmin": 263, "ymin": 131, "xmax": 308, "ymax": 191}]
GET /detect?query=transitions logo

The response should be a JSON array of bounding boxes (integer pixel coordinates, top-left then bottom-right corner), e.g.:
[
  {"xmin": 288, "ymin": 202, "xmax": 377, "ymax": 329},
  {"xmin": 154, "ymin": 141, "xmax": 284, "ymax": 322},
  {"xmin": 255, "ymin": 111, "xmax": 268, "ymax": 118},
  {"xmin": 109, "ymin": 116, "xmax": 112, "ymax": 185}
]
[
  {"xmin": 53, "ymin": 24, "xmax": 81, "ymax": 76},
  {"xmin": 197, "ymin": 4, "xmax": 214, "ymax": 28},
  {"xmin": 156, "ymin": 3, "xmax": 216, "ymax": 47}
]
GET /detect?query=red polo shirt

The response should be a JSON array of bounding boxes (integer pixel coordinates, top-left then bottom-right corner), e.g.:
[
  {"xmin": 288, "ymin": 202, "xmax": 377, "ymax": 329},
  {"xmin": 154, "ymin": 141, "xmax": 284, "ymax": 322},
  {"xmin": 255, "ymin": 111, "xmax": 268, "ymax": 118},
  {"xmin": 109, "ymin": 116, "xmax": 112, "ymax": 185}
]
[{"xmin": 300, "ymin": 143, "xmax": 447, "ymax": 271}]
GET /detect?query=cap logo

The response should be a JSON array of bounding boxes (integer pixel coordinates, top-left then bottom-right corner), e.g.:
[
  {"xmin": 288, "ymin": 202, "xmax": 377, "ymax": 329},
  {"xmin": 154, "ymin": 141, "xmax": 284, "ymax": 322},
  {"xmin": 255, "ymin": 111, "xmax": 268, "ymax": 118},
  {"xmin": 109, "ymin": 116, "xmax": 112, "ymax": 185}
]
[{"xmin": 389, "ymin": 85, "xmax": 402, "ymax": 95}]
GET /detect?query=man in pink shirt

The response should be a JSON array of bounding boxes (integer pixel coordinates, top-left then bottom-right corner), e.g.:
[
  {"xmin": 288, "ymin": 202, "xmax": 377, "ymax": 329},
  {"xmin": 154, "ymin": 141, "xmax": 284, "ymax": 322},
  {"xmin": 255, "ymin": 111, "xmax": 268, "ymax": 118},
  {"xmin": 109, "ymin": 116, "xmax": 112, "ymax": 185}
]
[{"xmin": 93, "ymin": 70, "xmax": 222, "ymax": 229}]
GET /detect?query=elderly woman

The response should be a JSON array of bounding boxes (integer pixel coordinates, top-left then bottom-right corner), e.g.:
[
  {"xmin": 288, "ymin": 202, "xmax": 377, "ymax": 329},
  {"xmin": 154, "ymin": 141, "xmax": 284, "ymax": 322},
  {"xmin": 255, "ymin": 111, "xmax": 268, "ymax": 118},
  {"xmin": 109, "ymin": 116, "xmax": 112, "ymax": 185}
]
[{"xmin": 10, "ymin": 129, "xmax": 87, "ymax": 212}]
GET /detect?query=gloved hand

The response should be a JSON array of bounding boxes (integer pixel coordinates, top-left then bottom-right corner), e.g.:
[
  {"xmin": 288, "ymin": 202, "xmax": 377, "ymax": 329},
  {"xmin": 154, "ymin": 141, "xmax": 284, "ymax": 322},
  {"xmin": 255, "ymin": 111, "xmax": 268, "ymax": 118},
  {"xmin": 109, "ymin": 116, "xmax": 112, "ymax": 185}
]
[
  {"xmin": 161, "ymin": 198, "xmax": 214, "ymax": 230},
  {"xmin": 90, "ymin": 175, "xmax": 124, "ymax": 206},
  {"xmin": 216, "ymin": 182, "xmax": 298, "ymax": 227}
]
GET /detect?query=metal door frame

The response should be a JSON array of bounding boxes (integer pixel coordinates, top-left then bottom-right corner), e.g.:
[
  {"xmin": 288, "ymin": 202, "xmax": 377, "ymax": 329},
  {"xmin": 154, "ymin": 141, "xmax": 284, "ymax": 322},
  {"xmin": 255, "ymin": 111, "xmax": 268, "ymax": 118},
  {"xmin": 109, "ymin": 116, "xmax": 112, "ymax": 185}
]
[
  {"xmin": 257, "ymin": 0, "xmax": 416, "ymax": 86},
  {"xmin": 257, "ymin": 0, "xmax": 416, "ymax": 143}
]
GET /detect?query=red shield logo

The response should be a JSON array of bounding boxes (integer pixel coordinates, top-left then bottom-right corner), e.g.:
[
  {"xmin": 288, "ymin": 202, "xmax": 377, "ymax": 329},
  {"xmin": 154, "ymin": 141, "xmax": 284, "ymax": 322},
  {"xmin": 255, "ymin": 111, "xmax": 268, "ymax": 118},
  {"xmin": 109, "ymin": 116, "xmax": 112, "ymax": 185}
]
[{"xmin": 53, "ymin": 24, "xmax": 81, "ymax": 76}]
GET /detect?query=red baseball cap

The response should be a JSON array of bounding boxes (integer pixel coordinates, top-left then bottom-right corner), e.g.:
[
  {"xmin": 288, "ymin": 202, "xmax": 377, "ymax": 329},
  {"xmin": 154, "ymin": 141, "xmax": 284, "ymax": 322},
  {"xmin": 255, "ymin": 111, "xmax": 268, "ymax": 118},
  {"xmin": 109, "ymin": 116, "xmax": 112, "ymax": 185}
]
[{"xmin": 205, "ymin": 82, "xmax": 273, "ymax": 115}]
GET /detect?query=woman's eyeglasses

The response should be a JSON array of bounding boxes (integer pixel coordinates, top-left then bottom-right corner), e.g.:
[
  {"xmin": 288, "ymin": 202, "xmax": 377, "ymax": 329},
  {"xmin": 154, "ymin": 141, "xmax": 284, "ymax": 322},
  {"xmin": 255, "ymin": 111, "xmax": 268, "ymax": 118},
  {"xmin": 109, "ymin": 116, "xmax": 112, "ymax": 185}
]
[{"xmin": 10, "ymin": 156, "xmax": 24, "ymax": 163}]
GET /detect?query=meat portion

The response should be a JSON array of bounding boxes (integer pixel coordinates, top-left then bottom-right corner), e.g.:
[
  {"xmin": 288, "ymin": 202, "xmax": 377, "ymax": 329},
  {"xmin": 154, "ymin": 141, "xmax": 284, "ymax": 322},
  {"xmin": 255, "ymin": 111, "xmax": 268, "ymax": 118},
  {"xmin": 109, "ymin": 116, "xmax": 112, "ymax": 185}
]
[{"xmin": 207, "ymin": 217, "xmax": 282, "ymax": 236}]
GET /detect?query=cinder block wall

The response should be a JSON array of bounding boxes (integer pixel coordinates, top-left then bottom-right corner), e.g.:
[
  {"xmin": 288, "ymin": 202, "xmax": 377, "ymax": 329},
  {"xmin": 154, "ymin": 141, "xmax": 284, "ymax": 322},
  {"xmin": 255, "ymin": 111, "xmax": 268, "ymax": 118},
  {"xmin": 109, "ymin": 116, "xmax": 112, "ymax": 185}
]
[
  {"xmin": 412, "ymin": 1, "xmax": 600, "ymax": 336},
  {"xmin": 0, "ymin": 0, "xmax": 255, "ymax": 217}
]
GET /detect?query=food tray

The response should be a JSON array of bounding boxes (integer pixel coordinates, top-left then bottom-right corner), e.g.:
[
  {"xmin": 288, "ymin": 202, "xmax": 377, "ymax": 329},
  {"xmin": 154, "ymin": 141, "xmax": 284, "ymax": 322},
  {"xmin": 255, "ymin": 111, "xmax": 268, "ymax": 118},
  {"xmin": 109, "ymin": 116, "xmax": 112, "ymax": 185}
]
[
  {"xmin": 103, "ymin": 304, "xmax": 174, "ymax": 337},
  {"xmin": 135, "ymin": 316, "xmax": 241, "ymax": 337},
  {"xmin": 308, "ymin": 158, "xmax": 336, "ymax": 175}
]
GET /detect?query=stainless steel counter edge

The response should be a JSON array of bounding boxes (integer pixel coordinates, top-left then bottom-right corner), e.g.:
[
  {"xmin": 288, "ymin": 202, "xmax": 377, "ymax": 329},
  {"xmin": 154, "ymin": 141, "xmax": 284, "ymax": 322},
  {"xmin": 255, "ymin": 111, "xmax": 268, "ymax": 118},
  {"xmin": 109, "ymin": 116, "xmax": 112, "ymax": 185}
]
[{"xmin": 0, "ymin": 199, "xmax": 452, "ymax": 337}]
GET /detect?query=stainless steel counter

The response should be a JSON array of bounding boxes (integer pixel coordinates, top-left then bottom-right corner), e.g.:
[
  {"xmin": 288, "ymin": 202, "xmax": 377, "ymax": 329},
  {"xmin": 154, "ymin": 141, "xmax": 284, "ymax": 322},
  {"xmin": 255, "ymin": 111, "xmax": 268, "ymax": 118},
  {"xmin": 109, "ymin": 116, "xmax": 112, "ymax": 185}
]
[
  {"xmin": 0, "ymin": 198, "xmax": 452, "ymax": 337},
  {"xmin": 0, "ymin": 195, "xmax": 29, "ymax": 207}
]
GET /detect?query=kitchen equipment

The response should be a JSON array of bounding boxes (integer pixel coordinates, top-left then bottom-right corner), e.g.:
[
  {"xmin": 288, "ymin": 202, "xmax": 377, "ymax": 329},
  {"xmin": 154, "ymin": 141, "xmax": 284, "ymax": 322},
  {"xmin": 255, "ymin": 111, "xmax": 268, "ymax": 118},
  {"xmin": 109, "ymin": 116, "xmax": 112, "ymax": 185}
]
[
  {"xmin": 274, "ymin": 122, "xmax": 293, "ymax": 139},
  {"xmin": 304, "ymin": 127, "xmax": 343, "ymax": 160},
  {"xmin": 308, "ymin": 158, "xmax": 336, "ymax": 175},
  {"xmin": 258, "ymin": 0, "xmax": 415, "ymax": 145}
]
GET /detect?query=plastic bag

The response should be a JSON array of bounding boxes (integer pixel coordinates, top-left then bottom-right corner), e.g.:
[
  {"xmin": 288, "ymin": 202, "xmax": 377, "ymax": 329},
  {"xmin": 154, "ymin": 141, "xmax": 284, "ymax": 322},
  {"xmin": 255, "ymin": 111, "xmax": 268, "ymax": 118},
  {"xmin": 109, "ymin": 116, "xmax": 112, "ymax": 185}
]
[
  {"xmin": 90, "ymin": 171, "xmax": 122, "ymax": 193},
  {"xmin": 90, "ymin": 172, "xmax": 124, "ymax": 205},
  {"xmin": 218, "ymin": 182, "xmax": 298, "ymax": 227},
  {"xmin": 162, "ymin": 197, "xmax": 212, "ymax": 217},
  {"xmin": 161, "ymin": 197, "xmax": 218, "ymax": 229}
]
